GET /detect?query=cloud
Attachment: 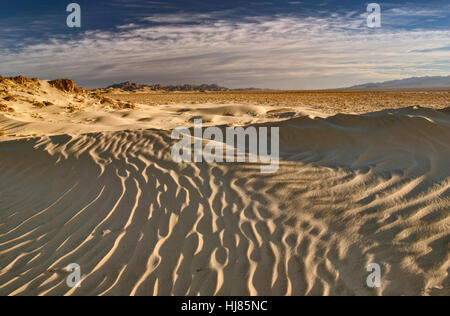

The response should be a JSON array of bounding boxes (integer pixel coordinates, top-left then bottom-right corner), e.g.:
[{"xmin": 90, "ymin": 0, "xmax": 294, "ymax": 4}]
[
  {"xmin": 0, "ymin": 10, "xmax": 449, "ymax": 89},
  {"xmin": 385, "ymin": 7, "xmax": 449, "ymax": 17},
  {"xmin": 411, "ymin": 46, "xmax": 450, "ymax": 53},
  {"xmin": 141, "ymin": 12, "xmax": 233, "ymax": 24}
]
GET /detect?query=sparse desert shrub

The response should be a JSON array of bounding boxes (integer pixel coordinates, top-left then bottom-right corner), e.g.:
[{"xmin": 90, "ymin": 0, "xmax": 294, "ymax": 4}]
[
  {"xmin": 100, "ymin": 97, "xmax": 114, "ymax": 104},
  {"xmin": 0, "ymin": 103, "xmax": 14, "ymax": 112},
  {"xmin": 189, "ymin": 116, "xmax": 211, "ymax": 123},
  {"xmin": 66, "ymin": 104, "xmax": 79, "ymax": 113},
  {"xmin": 3, "ymin": 95, "xmax": 17, "ymax": 102},
  {"xmin": 12, "ymin": 76, "xmax": 33, "ymax": 85},
  {"xmin": 114, "ymin": 102, "xmax": 136, "ymax": 110},
  {"xmin": 33, "ymin": 101, "xmax": 45, "ymax": 108},
  {"xmin": 32, "ymin": 100, "xmax": 53, "ymax": 108}
]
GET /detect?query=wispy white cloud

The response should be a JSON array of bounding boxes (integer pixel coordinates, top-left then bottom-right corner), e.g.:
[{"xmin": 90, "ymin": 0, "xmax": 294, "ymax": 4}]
[{"xmin": 0, "ymin": 11, "xmax": 449, "ymax": 89}]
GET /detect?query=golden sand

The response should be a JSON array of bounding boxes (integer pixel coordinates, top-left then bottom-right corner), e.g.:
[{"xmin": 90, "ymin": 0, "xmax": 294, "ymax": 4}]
[{"xmin": 0, "ymin": 78, "xmax": 448, "ymax": 295}]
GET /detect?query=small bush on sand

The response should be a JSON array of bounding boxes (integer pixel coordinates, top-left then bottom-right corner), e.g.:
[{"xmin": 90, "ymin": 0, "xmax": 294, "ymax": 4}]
[
  {"xmin": 114, "ymin": 102, "xmax": 136, "ymax": 110},
  {"xmin": 33, "ymin": 101, "xmax": 53, "ymax": 108},
  {"xmin": 3, "ymin": 95, "xmax": 17, "ymax": 102},
  {"xmin": 66, "ymin": 104, "xmax": 80, "ymax": 113},
  {"xmin": 99, "ymin": 96, "xmax": 114, "ymax": 104},
  {"xmin": 12, "ymin": 76, "xmax": 33, "ymax": 85},
  {"xmin": 0, "ymin": 103, "xmax": 14, "ymax": 112},
  {"xmin": 33, "ymin": 101, "xmax": 45, "ymax": 108}
]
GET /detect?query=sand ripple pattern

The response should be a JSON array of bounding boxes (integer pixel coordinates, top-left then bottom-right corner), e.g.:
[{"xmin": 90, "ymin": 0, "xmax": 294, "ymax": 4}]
[{"xmin": 0, "ymin": 107, "xmax": 449, "ymax": 296}]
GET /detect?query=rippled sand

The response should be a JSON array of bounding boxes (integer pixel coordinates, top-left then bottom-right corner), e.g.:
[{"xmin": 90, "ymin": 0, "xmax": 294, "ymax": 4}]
[
  {"xmin": 1, "ymin": 107, "xmax": 449, "ymax": 295},
  {"xmin": 0, "ymin": 78, "xmax": 449, "ymax": 295}
]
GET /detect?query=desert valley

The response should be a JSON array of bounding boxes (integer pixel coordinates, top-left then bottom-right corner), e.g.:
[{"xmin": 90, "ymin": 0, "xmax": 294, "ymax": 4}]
[{"xmin": 0, "ymin": 76, "xmax": 448, "ymax": 296}]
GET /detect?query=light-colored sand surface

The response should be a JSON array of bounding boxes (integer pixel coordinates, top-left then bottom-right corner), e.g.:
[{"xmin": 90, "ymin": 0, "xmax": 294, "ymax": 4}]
[{"xmin": 0, "ymin": 78, "xmax": 449, "ymax": 296}]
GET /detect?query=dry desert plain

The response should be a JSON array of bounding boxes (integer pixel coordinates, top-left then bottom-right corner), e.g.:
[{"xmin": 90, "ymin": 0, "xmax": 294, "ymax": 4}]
[{"xmin": 0, "ymin": 76, "xmax": 449, "ymax": 296}]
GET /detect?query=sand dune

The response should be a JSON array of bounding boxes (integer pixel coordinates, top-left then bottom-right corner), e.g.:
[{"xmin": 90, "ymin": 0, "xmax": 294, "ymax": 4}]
[{"xmin": 0, "ymin": 100, "xmax": 449, "ymax": 295}]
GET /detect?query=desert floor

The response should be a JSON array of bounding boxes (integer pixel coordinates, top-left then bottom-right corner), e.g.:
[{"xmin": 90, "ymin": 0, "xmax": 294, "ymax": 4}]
[{"xmin": 0, "ymin": 78, "xmax": 449, "ymax": 295}]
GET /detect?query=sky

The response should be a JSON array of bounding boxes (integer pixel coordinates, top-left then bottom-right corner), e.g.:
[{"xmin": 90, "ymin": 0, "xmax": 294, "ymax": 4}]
[{"xmin": 0, "ymin": 0, "xmax": 449, "ymax": 89}]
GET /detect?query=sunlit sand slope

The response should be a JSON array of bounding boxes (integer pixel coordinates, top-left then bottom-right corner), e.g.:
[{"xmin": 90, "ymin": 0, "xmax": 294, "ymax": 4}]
[{"xmin": 0, "ymin": 107, "xmax": 449, "ymax": 296}]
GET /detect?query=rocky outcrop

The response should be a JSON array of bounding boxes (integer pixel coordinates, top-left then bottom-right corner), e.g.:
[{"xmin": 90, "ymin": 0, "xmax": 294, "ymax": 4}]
[
  {"xmin": 0, "ymin": 75, "xmax": 38, "ymax": 85},
  {"xmin": 49, "ymin": 79, "xmax": 83, "ymax": 93}
]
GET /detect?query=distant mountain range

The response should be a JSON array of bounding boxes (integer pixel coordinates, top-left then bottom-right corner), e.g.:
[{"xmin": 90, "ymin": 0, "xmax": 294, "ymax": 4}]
[
  {"xmin": 346, "ymin": 75, "xmax": 450, "ymax": 90},
  {"xmin": 106, "ymin": 81, "xmax": 230, "ymax": 92},
  {"xmin": 102, "ymin": 76, "xmax": 450, "ymax": 92},
  {"xmin": 103, "ymin": 81, "xmax": 267, "ymax": 92}
]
